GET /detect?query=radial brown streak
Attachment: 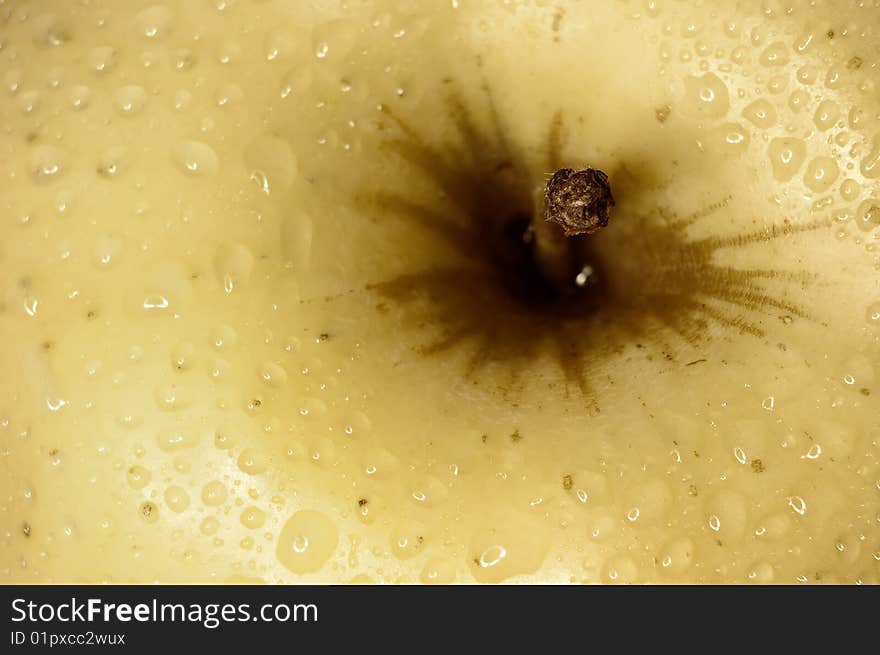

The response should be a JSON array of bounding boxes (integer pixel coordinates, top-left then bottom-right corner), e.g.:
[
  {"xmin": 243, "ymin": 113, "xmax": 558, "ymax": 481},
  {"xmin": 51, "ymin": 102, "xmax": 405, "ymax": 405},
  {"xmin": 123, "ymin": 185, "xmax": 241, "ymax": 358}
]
[{"xmin": 352, "ymin": 82, "xmax": 819, "ymax": 406}]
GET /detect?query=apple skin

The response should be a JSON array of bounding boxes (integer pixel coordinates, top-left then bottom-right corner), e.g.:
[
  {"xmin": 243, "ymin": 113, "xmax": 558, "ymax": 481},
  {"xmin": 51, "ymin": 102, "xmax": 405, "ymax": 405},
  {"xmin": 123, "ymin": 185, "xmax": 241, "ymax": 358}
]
[{"xmin": 1, "ymin": 0, "xmax": 878, "ymax": 584}]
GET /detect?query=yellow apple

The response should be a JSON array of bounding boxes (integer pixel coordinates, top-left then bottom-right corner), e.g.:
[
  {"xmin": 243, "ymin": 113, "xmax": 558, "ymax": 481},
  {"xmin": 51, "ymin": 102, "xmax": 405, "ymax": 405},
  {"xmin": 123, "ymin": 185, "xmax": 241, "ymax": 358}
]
[{"xmin": 1, "ymin": 0, "xmax": 878, "ymax": 584}]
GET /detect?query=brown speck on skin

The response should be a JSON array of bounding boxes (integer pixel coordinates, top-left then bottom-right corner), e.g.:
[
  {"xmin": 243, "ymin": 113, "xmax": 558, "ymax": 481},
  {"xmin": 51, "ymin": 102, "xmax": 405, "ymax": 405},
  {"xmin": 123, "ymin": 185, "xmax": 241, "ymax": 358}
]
[
  {"xmin": 655, "ymin": 104, "xmax": 671, "ymax": 123},
  {"xmin": 688, "ymin": 484, "xmax": 699, "ymax": 497},
  {"xmin": 827, "ymin": 29, "xmax": 835, "ymax": 39},
  {"xmin": 318, "ymin": 333, "xmax": 330, "ymax": 342},
  {"xmin": 42, "ymin": 341, "xmax": 53, "ymax": 351},
  {"xmin": 847, "ymin": 56, "xmax": 863, "ymax": 70},
  {"xmin": 22, "ymin": 522, "xmax": 31, "ymax": 538},
  {"xmin": 860, "ymin": 388, "xmax": 870, "ymax": 396},
  {"xmin": 358, "ymin": 498, "xmax": 368, "ymax": 507},
  {"xmin": 562, "ymin": 473, "xmax": 573, "ymax": 491},
  {"xmin": 510, "ymin": 429, "xmax": 523, "ymax": 443},
  {"xmin": 252, "ymin": 399, "xmax": 262, "ymax": 407},
  {"xmin": 86, "ymin": 311, "xmax": 96, "ymax": 320},
  {"xmin": 751, "ymin": 459, "xmax": 765, "ymax": 473},
  {"xmin": 481, "ymin": 434, "xmax": 488, "ymax": 444}
]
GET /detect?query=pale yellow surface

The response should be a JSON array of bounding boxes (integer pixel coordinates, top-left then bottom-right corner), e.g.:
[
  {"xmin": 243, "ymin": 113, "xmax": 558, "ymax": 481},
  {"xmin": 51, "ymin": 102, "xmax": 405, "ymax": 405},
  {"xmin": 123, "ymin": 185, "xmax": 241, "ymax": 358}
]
[{"xmin": 0, "ymin": 0, "xmax": 878, "ymax": 583}]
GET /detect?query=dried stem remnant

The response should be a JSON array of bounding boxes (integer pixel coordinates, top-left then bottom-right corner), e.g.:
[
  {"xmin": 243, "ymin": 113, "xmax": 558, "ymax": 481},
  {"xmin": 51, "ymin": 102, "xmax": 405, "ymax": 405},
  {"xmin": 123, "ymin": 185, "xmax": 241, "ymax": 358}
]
[
  {"xmin": 544, "ymin": 167, "xmax": 614, "ymax": 236},
  {"xmin": 532, "ymin": 167, "xmax": 614, "ymax": 289}
]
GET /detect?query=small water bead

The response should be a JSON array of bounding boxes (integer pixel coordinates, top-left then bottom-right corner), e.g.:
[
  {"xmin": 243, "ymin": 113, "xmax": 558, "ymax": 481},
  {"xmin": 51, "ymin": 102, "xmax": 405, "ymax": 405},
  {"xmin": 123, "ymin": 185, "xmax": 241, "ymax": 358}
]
[
  {"xmin": 126, "ymin": 465, "xmax": 151, "ymax": 490},
  {"xmin": 813, "ymin": 99, "xmax": 841, "ymax": 131},
  {"xmin": 211, "ymin": 325, "xmax": 238, "ymax": 350},
  {"xmin": 200, "ymin": 517, "xmax": 220, "ymax": 536},
  {"xmin": 154, "ymin": 384, "xmax": 192, "ymax": 411},
  {"xmin": 720, "ymin": 123, "xmax": 749, "ymax": 151},
  {"xmin": 69, "ymin": 85, "xmax": 91, "ymax": 110},
  {"xmin": 170, "ymin": 341, "xmax": 196, "ymax": 371},
  {"xmin": 602, "ymin": 556, "xmax": 639, "ymax": 583},
  {"xmin": 742, "ymin": 98, "xmax": 776, "ymax": 128},
  {"xmin": 658, "ymin": 537, "xmax": 694, "ymax": 576},
  {"xmin": 243, "ymin": 135, "xmax": 297, "ymax": 195},
  {"xmin": 276, "ymin": 510, "xmax": 338, "ymax": 574},
  {"xmin": 764, "ymin": 75, "xmax": 786, "ymax": 95},
  {"xmin": 164, "ymin": 486, "xmax": 190, "ymax": 513},
  {"xmin": 156, "ymin": 427, "xmax": 198, "ymax": 452},
  {"xmin": 113, "ymin": 85, "xmax": 146, "ymax": 115},
  {"xmin": 237, "ymin": 448, "xmax": 268, "ymax": 475},
  {"xmin": 768, "ymin": 137, "xmax": 807, "ymax": 181},
  {"xmin": 747, "ymin": 562, "xmax": 775, "ymax": 582},
  {"xmin": 855, "ymin": 199, "xmax": 880, "ymax": 232},
  {"xmin": 787, "ymin": 495, "xmax": 807, "ymax": 516},
  {"xmin": 825, "ymin": 65, "xmax": 844, "ymax": 90},
  {"xmin": 135, "ymin": 6, "xmax": 173, "ymax": 39},
  {"xmin": 861, "ymin": 134, "xmax": 880, "ymax": 179},
  {"xmin": 420, "ymin": 557, "xmax": 456, "ymax": 584},
  {"xmin": 866, "ymin": 301, "xmax": 880, "ymax": 326},
  {"xmin": 759, "ymin": 41, "xmax": 789, "ymax": 67},
  {"xmin": 279, "ymin": 65, "xmax": 312, "ymax": 100},
  {"xmin": 683, "ymin": 72, "xmax": 729, "ymax": 118},
  {"xmin": 788, "ymin": 89, "xmax": 810, "ymax": 112},
  {"xmin": 32, "ymin": 14, "xmax": 71, "ymax": 47},
  {"xmin": 213, "ymin": 427, "xmax": 236, "ymax": 450},
  {"xmin": 201, "ymin": 481, "xmax": 227, "ymax": 507},
  {"xmin": 840, "ymin": 178, "xmax": 860, "ymax": 202},
  {"xmin": 92, "ymin": 235, "xmax": 121, "ymax": 268},
  {"xmin": 212, "ymin": 242, "xmax": 253, "ymax": 294},
  {"xmin": 96, "ymin": 146, "xmax": 129, "ymax": 179},
  {"xmin": 259, "ymin": 361, "xmax": 288, "ymax": 387},
  {"xmin": 730, "ymin": 45, "xmax": 748, "ymax": 64},
  {"xmin": 848, "ymin": 105, "xmax": 864, "ymax": 130},
  {"xmin": 804, "ymin": 157, "xmax": 840, "ymax": 193},
  {"xmin": 88, "ymin": 46, "xmax": 117, "ymax": 73},
  {"xmin": 30, "ymin": 145, "xmax": 66, "ymax": 183},
  {"xmin": 796, "ymin": 65, "xmax": 818, "ymax": 85},
  {"xmin": 19, "ymin": 90, "xmax": 40, "ymax": 114},
  {"xmin": 311, "ymin": 19, "xmax": 357, "ymax": 62},
  {"xmin": 240, "ymin": 506, "xmax": 266, "ymax": 530},
  {"xmin": 172, "ymin": 140, "xmax": 219, "ymax": 177}
]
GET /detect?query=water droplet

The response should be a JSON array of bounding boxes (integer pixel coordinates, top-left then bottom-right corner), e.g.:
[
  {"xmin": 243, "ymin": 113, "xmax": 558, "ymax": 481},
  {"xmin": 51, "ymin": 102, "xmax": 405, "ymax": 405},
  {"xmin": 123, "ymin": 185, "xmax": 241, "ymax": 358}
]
[
  {"xmin": 742, "ymin": 99, "xmax": 776, "ymax": 128},
  {"xmin": 244, "ymin": 135, "xmax": 297, "ymax": 195},
  {"xmin": 683, "ymin": 72, "xmax": 729, "ymax": 118},
  {"xmin": 854, "ymin": 199, "xmax": 880, "ymax": 233},
  {"xmin": 240, "ymin": 506, "xmax": 266, "ymax": 529},
  {"xmin": 803, "ymin": 156, "xmax": 839, "ymax": 193},
  {"xmin": 201, "ymin": 480, "xmax": 227, "ymax": 507},
  {"xmin": 126, "ymin": 465, "xmax": 151, "ymax": 490},
  {"xmin": 213, "ymin": 242, "xmax": 253, "ymax": 293},
  {"xmin": 88, "ymin": 46, "xmax": 117, "ymax": 74},
  {"xmin": 164, "ymin": 486, "xmax": 190, "ymax": 513},
  {"xmin": 767, "ymin": 137, "xmax": 806, "ymax": 181},
  {"xmin": 113, "ymin": 85, "xmax": 146, "ymax": 115},
  {"xmin": 787, "ymin": 495, "xmax": 807, "ymax": 516},
  {"xmin": 135, "ymin": 6, "xmax": 173, "ymax": 39},
  {"xmin": 276, "ymin": 510, "xmax": 338, "ymax": 574},
  {"xmin": 759, "ymin": 42, "xmax": 789, "ymax": 67},
  {"xmin": 30, "ymin": 145, "xmax": 66, "ymax": 183},
  {"xmin": 813, "ymin": 99, "xmax": 841, "ymax": 131},
  {"xmin": 172, "ymin": 140, "xmax": 219, "ymax": 177}
]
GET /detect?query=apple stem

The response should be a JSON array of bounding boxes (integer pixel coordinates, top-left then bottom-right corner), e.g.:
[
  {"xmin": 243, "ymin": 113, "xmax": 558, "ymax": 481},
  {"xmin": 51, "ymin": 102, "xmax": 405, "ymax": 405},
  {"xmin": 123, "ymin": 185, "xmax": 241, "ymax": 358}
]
[{"xmin": 531, "ymin": 167, "xmax": 614, "ymax": 289}]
